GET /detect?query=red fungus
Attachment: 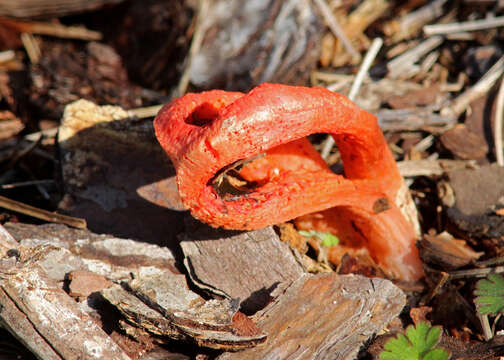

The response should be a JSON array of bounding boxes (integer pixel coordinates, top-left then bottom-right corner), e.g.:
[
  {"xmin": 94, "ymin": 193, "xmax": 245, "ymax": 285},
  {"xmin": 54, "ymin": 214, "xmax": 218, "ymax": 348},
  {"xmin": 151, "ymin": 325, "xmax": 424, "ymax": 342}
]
[{"xmin": 154, "ymin": 83, "xmax": 424, "ymax": 281}]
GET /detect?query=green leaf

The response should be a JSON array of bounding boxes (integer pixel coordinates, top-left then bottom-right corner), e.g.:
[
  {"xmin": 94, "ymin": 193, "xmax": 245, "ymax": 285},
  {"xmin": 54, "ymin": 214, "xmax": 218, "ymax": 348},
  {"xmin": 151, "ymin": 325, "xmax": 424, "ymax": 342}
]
[
  {"xmin": 475, "ymin": 274, "xmax": 504, "ymax": 315},
  {"xmin": 298, "ymin": 230, "xmax": 339, "ymax": 247},
  {"xmin": 380, "ymin": 322, "xmax": 450, "ymax": 360},
  {"xmin": 423, "ymin": 349, "xmax": 451, "ymax": 360}
]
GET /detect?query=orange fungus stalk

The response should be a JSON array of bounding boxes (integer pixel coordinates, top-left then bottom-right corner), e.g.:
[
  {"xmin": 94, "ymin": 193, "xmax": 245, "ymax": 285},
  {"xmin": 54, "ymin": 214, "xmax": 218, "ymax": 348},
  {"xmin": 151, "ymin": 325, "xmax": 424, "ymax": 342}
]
[{"xmin": 154, "ymin": 83, "xmax": 424, "ymax": 281}]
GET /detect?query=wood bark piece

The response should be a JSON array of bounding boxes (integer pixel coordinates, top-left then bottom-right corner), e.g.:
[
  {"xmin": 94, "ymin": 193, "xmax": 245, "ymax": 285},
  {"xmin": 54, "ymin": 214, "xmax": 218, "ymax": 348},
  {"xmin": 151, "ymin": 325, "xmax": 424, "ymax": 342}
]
[
  {"xmin": 218, "ymin": 273, "xmax": 406, "ymax": 360},
  {"xmin": 68, "ymin": 270, "xmax": 113, "ymax": 298},
  {"xmin": 5, "ymin": 222, "xmax": 177, "ymax": 281},
  {"xmin": 0, "ymin": 224, "xmax": 63, "ymax": 359},
  {"xmin": 0, "ymin": 262, "xmax": 131, "ymax": 360},
  {"xmin": 101, "ymin": 271, "xmax": 267, "ymax": 350},
  {"xmin": 58, "ymin": 99, "xmax": 185, "ymax": 245},
  {"xmin": 440, "ymin": 124, "xmax": 489, "ymax": 160},
  {"xmin": 419, "ymin": 231, "xmax": 483, "ymax": 271},
  {"xmin": 0, "ymin": 288, "xmax": 62, "ymax": 360},
  {"xmin": 102, "ymin": 283, "xmax": 182, "ymax": 338},
  {"xmin": 188, "ymin": 0, "xmax": 322, "ymax": 91},
  {"xmin": 180, "ymin": 222, "xmax": 305, "ymax": 314},
  {"xmin": 444, "ymin": 164, "xmax": 504, "ymax": 238}
]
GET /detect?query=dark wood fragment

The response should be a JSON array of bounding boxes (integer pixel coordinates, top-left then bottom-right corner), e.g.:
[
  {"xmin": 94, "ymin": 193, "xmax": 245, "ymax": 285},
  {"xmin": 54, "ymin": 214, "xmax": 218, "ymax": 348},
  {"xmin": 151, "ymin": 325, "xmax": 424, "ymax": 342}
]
[
  {"xmin": 418, "ymin": 231, "xmax": 483, "ymax": 270},
  {"xmin": 444, "ymin": 164, "xmax": 504, "ymax": 238},
  {"xmin": 102, "ymin": 283, "xmax": 183, "ymax": 338},
  {"xmin": 57, "ymin": 100, "xmax": 185, "ymax": 246},
  {"xmin": 138, "ymin": 346, "xmax": 191, "ymax": 360},
  {"xmin": 218, "ymin": 273, "xmax": 406, "ymax": 360},
  {"xmin": 180, "ymin": 222, "xmax": 305, "ymax": 314},
  {"xmin": 463, "ymin": 94, "xmax": 495, "ymax": 162},
  {"xmin": 385, "ymin": 85, "xmax": 446, "ymax": 109},
  {"xmin": 440, "ymin": 124, "xmax": 489, "ymax": 160}
]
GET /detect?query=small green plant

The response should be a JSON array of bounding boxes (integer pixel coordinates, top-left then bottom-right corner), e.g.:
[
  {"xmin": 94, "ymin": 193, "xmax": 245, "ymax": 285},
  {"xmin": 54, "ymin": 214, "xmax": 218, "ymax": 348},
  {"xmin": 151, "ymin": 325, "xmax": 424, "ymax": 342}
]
[
  {"xmin": 474, "ymin": 273, "xmax": 504, "ymax": 316},
  {"xmin": 380, "ymin": 321, "xmax": 450, "ymax": 360},
  {"xmin": 298, "ymin": 230, "xmax": 339, "ymax": 247}
]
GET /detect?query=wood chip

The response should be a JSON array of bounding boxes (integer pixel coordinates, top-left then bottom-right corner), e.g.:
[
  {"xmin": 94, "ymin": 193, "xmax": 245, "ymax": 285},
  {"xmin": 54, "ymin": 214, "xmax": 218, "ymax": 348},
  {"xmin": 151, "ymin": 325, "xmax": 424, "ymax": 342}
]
[
  {"xmin": 180, "ymin": 222, "xmax": 305, "ymax": 314},
  {"xmin": 440, "ymin": 124, "xmax": 489, "ymax": 160},
  {"xmin": 101, "ymin": 271, "xmax": 266, "ymax": 350},
  {"xmin": 68, "ymin": 269, "xmax": 113, "ymax": 298},
  {"xmin": 419, "ymin": 231, "xmax": 483, "ymax": 270},
  {"xmin": 445, "ymin": 164, "xmax": 504, "ymax": 238},
  {"xmin": 0, "ymin": 262, "xmax": 131, "ymax": 359},
  {"xmin": 218, "ymin": 273, "xmax": 406, "ymax": 360}
]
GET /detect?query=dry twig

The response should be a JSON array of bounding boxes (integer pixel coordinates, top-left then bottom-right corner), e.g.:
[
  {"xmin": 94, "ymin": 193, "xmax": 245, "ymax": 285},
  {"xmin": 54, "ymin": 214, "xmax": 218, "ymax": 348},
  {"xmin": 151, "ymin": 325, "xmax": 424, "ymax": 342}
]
[
  {"xmin": 177, "ymin": 0, "xmax": 209, "ymax": 96},
  {"xmin": 397, "ymin": 159, "xmax": 476, "ymax": 177},
  {"xmin": 0, "ymin": 17, "xmax": 102, "ymax": 40},
  {"xmin": 0, "ymin": 50, "xmax": 15, "ymax": 64},
  {"xmin": 312, "ymin": 0, "xmax": 360, "ymax": 62},
  {"xmin": 387, "ymin": 36, "xmax": 443, "ymax": 79},
  {"xmin": 1, "ymin": 180, "xmax": 54, "ymax": 189},
  {"xmin": 24, "ymin": 128, "xmax": 58, "ymax": 142},
  {"xmin": 0, "ymin": 195, "xmax": 86, "ymax": 229},
  {"xmin": 424, "ymin": 15, "xmax": 504, "ymax": 36},
  {"xmin": 495, "ymin": 76, "xmax": 504, "ymax": 166},
  {"xmin": 321, "ymin": 38, "xmax": 383, "ymax": 159},
  {"xmin": 20, "ymin": 33, "xmax": 40, "ymax": 64},
  {"xmin": 479, "ymin": 313, "xmax": 493, "ymax": 341},
  {"xmin": 449, "ymin": 266, "xmax": 504, "ymax": 280},
  {"xmin": 442, "ymin": 55, "xmax": 504, "ymax": 117},
  {"xmin": 375, "ymin": 107, "xmax": 456, "ymax": 131},
  {"xmin": 129, "ymin": 104, "xmax": 163, "ymax": 119},
  {"xmin": 386, "ymin": 0, "xmax": 447, "ymax": 41}
]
